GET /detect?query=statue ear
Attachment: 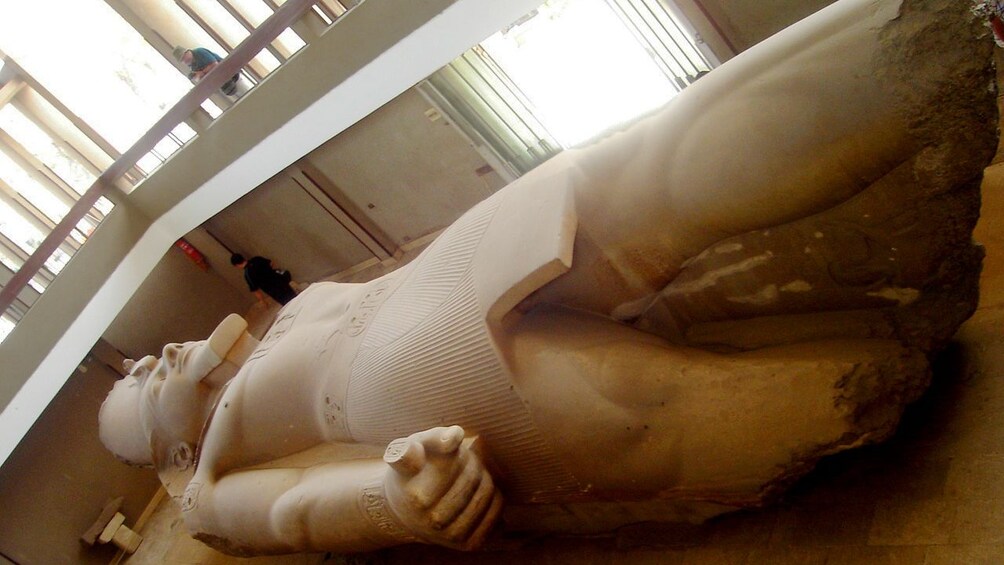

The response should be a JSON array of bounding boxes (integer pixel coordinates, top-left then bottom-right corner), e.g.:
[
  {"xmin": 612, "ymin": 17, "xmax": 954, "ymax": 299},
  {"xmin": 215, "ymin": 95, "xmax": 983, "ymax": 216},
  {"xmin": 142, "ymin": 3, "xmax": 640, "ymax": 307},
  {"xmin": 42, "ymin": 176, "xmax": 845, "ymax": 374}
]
[
  {"xmin": 170, "ymin": 442, "xmax": 195, "ymax": 471},
  {"xmin": 123, "ymin": 358, "xmax": 136, "ymax": 374}
]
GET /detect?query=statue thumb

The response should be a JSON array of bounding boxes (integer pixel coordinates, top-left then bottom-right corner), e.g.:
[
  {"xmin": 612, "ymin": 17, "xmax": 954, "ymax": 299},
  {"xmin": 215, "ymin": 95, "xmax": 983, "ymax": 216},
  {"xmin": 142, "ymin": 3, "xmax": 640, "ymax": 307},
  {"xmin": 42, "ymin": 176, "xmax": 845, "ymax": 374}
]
[{"xmin": 384, "ymin": 437, "xmax": 426, "ymax": 477}]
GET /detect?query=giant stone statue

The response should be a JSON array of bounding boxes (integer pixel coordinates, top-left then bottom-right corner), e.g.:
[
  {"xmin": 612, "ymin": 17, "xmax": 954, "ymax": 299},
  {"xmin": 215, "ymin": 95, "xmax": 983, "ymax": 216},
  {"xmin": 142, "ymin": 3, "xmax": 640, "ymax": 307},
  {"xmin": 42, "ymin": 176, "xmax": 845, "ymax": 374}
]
[{"xmin": 99, "ymin": 0, "xmax": 998, "ymax": 555}]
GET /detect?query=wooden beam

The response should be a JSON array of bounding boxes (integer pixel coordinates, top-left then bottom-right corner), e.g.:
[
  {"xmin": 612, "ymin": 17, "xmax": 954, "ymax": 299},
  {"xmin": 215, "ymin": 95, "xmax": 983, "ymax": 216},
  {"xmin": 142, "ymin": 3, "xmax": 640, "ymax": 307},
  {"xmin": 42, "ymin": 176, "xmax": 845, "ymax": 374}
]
[
  {"xmin": 12, "ymin": 96, "xmax": 110, "ymax": 180},
  {"xmin": 0, "ymin": 128, "xmax": 103, "ymax": 220},
  {"xmin": 0, "ymin": 135, "xmax": 76, "ymax": 210},
  {"xmin": 6, "ymin": 65, "xmax": 146, "ymax": 187},
  {"xmin": 0, "ymin": 79, "xmax": 25, "ymax": 109},
  {"xmin": 0, "ymin": 262, "xmax": 39, "ymax": 323},
  {"xmin": 216, "ymin": 0, "xmax": 290, "ymax": 61},
  {"xmin": 0, "ymin": 232, "xmax": 57, "ymax": 285},
  {"xmin": 0, "ymin": 178, "xmax": 83, "ymax": 252},
  {"xmin": 0, "ymin": 178, "xmax": 57, "ymax": 230},
  {"xmin": 2, "ymin": 60, "xmax": 122, "ymax": 161}
]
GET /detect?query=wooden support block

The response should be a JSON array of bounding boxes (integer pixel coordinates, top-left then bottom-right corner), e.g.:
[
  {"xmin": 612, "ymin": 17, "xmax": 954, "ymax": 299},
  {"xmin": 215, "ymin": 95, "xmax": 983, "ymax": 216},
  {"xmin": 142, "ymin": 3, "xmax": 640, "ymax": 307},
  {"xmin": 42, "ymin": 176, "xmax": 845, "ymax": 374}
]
[
  {"xmin": 111, "ymin": 523, "xmax": 143, "ymax": 554},
  {"xmin": 81, "ymin": 496, "xmax": 123, "ymax": 545},
  {"xmin": 81, "ymin": 497, "xmax": 143, "ymax": 554},
  {"xmin": 98, "ymin": 512, "xmax": 126, "ymax": 544}
]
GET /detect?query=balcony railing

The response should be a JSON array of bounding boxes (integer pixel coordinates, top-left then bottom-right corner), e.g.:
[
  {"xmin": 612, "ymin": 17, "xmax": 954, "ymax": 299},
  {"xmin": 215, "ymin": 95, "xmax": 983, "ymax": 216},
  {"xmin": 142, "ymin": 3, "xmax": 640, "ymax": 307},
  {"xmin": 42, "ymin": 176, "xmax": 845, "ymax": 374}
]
[{"xmin": 0, "ymin": 0, "xmax": 330, "ymax": 335}]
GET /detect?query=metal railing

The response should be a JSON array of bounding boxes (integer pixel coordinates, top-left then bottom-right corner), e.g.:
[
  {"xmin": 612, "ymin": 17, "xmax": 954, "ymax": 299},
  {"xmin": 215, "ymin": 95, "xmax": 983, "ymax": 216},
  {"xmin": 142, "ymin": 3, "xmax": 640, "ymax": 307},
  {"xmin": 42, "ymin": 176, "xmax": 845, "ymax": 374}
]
[{"xmin": 0, "ymin": 0, "xmax": 321, "ymax": 317}]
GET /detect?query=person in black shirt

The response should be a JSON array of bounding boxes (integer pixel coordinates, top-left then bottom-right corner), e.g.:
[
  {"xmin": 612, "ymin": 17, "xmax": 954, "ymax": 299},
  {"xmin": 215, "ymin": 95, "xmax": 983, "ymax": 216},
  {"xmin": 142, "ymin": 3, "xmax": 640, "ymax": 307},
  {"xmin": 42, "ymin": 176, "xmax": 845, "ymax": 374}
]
[{"xmin": 230, "ymin": 253, "xmax": 297, "ymax": 306}]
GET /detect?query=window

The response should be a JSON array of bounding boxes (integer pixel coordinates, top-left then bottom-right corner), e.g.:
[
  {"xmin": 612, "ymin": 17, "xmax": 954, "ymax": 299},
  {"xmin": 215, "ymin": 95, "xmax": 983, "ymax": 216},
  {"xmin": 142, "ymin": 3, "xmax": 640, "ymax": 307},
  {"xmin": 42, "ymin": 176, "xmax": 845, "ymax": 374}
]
[
  {"xmin": 0, "ymin": 105, "xmax": 96, "ymax": 195},
  {"xmin": 422, "ymin": 0, "xmax": 718, "ymax": 175},
  {"xmin": 0, "ymin": 0, "xmax": 192, "ymax": 153},
  {"xmin": 0, "ymin": 315, "xmax": 14, "ymax": 343}
]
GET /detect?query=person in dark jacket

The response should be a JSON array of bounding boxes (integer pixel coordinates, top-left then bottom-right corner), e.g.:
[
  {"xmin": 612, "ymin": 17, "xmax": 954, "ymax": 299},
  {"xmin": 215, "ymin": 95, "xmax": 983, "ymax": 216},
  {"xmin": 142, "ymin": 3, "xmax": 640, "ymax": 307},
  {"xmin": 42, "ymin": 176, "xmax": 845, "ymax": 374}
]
[
  {"xmin": 230, "ymin": 253, "xmax": 296, "ymax": 305},
  {"xmin": 173, "ymin": 46, "xmax": 240, "ymax": 96}
]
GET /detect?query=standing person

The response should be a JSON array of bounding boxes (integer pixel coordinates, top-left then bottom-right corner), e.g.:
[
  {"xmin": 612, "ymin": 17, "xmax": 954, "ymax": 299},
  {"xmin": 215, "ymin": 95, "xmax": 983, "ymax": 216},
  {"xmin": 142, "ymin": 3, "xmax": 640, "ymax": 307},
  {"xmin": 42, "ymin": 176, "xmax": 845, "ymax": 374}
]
[
  {"xmin": 173, "ymin": 46, "xmax": 240, "ymax": 96},
  {"xmin": 230, "ymin": 253, "xmax": 297, "ymax": 306}
]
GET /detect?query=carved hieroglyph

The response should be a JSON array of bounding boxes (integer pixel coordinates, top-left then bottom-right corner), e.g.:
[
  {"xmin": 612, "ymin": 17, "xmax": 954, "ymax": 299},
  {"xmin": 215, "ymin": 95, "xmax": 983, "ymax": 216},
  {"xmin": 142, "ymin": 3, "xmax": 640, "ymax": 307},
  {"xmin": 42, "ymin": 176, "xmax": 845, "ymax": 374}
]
[{"xmin": 100, "ymin": 0, "xmax": 997, "ymax": 555}]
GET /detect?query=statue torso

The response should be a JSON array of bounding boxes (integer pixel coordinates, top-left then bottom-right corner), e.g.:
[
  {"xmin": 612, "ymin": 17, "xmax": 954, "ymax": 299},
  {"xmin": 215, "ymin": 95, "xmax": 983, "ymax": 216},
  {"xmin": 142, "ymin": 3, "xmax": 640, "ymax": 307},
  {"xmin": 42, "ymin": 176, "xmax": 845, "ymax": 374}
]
[{"xmin": 195, "ymin": 180, "xmax": 583, "ymax": 501}]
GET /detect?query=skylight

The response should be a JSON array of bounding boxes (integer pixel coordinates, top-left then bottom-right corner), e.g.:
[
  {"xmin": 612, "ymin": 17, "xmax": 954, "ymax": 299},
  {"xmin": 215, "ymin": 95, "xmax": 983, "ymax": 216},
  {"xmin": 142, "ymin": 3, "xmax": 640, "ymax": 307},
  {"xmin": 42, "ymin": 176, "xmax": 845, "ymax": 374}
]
[
  {"xmin": 481, "ymin": 0, "xmax": 680, "ymax": 147},
  {"xmin": 0, "ymin": 0, "xmax": 192, "ymax": 152}
]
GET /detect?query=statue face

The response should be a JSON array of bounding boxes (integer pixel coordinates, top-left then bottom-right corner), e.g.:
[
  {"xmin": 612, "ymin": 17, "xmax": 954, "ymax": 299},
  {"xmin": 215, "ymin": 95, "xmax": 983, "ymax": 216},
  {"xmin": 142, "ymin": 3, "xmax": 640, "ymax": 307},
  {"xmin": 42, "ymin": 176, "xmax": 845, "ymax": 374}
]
[
  {"xmin": 139, "ymin": 341, "xmax": 218, "ymax": 449},
  {"xmin": 100, "ymin": 339, "xmax": 222, "ymax": 468},
  {"xmin": 99, "ymin": 373, "xmax": 152, "ymax": 466}
]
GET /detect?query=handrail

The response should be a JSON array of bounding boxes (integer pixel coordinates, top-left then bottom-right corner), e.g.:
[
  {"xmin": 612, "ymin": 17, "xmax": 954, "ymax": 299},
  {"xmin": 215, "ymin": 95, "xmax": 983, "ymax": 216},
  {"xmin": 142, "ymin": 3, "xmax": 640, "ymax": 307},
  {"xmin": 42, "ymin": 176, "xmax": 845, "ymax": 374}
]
[{"xmin": 0, "ymin": 0, "xmax": 319, "ymax": 315}]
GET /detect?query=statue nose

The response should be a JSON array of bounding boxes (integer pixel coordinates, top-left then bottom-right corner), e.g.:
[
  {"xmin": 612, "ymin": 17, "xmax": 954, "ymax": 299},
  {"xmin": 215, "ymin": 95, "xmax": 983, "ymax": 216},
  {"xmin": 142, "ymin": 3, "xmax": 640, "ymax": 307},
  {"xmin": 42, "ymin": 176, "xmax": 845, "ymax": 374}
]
[{"xmin": 162, "ymin": 343, "xmax": 183, "ymax": 367}]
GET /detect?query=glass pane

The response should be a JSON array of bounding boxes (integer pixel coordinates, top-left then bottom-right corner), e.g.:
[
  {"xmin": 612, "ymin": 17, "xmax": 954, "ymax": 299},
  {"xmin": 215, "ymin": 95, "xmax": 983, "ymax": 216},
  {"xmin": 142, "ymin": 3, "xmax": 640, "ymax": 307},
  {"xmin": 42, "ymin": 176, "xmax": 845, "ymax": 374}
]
[
  {"xmin": 0, "ymin": 251, "xmax": 48, "ymax": 293},
  {"xmin": 95, "ymin": 196, "xmax": 114, "ymax": 216},
  {"xmin": 0, "ymin": 151, "xmax": 69, "ymax": 223},
  {"xmin": 75, "ymin": 217, "xmax": 97, "ymax": 239},
  {"xmin": 172, "ymin": 122, "xmax": 197, "ymax": 144},
  {"xmin": 202, "ymin": 100, "xmax": 224, "ymax": 119},
  {"xmin": 277, "ymin": 28, "xmax": 305, "ymax": 55},
  {"xmin": 0, "ymin": 105, "xmax": 97, "ymax": 194},
  {"xmin": 481, "ymin": 0, "xmax": 677, "ymax": 146},
  {"xmin": 255, "ymin": 49, "xmax": 281, "ymax": 73},
  {"xmin": 0, "ymin": 316, "xmax": 14, "ymax": 344},
  {"xmin": 0, "ymin": 200, "xmax": 70, "ymax": 274},
  {"xmin": 0, "ymin": 0, "xmax": 193, "ymax": 152},
  {"xmin": 311, "ymin": 4, "xmax": 334, "ymax": 25},
  {"xmin": 136, "ymin": 152, "xmax": 164, "ymax": 176},
  {"xmin": 153, "ymin": 135, "xmax": 182, "ymax": 160}
]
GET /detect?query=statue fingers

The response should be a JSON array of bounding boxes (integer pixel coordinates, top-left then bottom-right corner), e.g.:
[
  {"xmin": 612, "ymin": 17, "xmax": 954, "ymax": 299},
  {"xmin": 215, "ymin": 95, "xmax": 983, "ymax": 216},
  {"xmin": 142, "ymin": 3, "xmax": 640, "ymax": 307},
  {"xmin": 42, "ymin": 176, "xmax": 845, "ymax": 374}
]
[
  {"xmin": 384, "ymin": 437, "xmax": 426, "ymax": 477},
  {"xmin": 415, "ymin": 425, "xmax": 465, "ymax": 455},
  {"xmin": 439, "ymin": 471, "xmax": 501, "ymax": 549},
  {"xmin": 460, "ymin": 490, "xmax": 504, "ymax": 551},
  {"xmin": 385, "ymin": 426, "xmax": 464, "ymax": 476},
  {"xmin": 439, "ymin": 467, "xmax": 498, "ymax": 545},
  {"xmin": 387, "ymin": 426, "xmax": 463, "ymax": 473},
  {"xmin": 427, "ymin": 454, "xmax": 484, "ymax": 530},
  {"xmin": 385, "ymin": 427, "xmax": 470, "ymax": 512},
  {"xmin": 405, "ymin": 447, "xmax": 473, "ymax": 510}
]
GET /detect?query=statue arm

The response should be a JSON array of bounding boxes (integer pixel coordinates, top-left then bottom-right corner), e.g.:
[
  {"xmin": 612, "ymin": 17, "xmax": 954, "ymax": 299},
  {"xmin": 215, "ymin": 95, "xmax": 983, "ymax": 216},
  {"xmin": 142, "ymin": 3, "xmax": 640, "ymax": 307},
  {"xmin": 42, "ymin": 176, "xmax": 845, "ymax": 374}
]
[
  {"xmin": 182, "ymin": 426, "xmax": 501, "ymax": 555},
  {"xmin": 182, "ymin": 459, "xmax": 411, "ymax": 555}
]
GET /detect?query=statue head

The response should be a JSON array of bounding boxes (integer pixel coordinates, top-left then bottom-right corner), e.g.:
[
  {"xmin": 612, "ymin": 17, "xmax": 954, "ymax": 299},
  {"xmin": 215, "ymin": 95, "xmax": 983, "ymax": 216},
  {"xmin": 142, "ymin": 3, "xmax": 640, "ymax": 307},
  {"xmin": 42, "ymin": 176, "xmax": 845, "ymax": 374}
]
[
  {"xmin": 98, "ymin": 343, "xmax": 216, "ymax": 469},
  {"xmin": 99, "ymin": 314, "xmax": 253, "ymax": 469},
  {"xmin": 98, "ymin": 365, "xmax": 154, "ymax": 467}
]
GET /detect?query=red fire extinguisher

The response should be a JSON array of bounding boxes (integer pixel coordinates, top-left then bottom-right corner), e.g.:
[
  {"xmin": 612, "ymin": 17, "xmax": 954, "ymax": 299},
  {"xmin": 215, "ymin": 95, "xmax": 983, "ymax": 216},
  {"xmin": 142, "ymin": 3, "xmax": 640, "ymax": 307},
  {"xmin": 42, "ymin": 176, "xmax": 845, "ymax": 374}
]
[
  {"xmin": 992, "ymin": 15, "xmax": 1004, "ymax": 46},
  {"xmin": 975, "ymin": 2, "xmax": 1004, "ymax": 47},
  {"xmin": 175, "ymin": 238, "xmax": 209, "ymax": 271}
]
